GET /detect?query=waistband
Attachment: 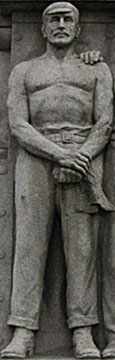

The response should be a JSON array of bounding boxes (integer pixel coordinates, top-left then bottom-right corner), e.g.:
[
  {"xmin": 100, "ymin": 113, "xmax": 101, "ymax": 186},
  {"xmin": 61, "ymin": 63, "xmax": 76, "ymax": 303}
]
[{"xmin": 34, "ymin": 126, "xmax": 92, "ymax": 144}]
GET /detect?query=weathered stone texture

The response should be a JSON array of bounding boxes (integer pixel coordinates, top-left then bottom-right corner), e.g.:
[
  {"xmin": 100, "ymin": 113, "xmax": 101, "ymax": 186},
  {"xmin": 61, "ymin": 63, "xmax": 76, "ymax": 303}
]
[
  {"xmin": 0, "ymin": 40, "xmax": 13, "ymax": 351},
  {"xmin": 0, "ymin": 1, "xmax": 115, "ymax": 358}
]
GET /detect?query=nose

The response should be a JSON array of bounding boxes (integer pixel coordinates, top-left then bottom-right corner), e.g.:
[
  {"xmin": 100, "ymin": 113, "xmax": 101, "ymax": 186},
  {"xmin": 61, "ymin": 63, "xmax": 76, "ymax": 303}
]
[{"xmin": 58, "ymin": 17, "xmax": 65, "ymax": 29}]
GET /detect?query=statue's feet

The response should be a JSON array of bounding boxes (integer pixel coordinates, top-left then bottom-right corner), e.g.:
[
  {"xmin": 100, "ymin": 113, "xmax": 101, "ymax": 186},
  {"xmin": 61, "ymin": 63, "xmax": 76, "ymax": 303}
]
[
  {"xmin": 102, "ymin": 331, "xmax": 115, "ymax": 358},
  {"xmin": 102, "ymin": 342, "xmax": 115, "ymax": 358},
  {"xmin": 1, "ymin": 327, "xmax": 34, "ymax": 358},
  {"xmin": 73, "ymin": 326, "xmax": 100, "ymax": 358}
]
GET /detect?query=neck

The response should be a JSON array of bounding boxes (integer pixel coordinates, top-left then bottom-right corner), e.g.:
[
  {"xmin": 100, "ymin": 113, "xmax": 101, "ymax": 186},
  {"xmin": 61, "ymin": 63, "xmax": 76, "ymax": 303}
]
[{"xmin": 46, "ymin": 41, "xmax": 76, "ymax": 60}]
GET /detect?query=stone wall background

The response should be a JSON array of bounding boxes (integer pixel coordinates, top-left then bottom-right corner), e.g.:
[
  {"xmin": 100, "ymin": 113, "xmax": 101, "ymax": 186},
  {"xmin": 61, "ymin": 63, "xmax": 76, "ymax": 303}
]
[{"xmin": 0, "ymin": 0, "xmax": 115, "ymax": 356}]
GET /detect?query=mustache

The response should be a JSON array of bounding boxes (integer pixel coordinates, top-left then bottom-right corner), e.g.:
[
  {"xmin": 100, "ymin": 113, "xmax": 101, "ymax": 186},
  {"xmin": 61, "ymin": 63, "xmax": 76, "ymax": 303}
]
[{"xmin": 53, "ymin": 31, "xmax": 69, "ymax": 37}]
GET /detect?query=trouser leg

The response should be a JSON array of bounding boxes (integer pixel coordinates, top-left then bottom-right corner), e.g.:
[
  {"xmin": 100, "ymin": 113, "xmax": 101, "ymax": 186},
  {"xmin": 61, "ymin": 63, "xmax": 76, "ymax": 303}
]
[
  {"xmin": 59, "ymin": 185, "xmax": 99, "ymax": 329},
  {"xmin": 8, "ymin": 150, "xmax": 55, "ymax": 330},
  {"xmin": 102, "ymin": 212, "xmax": 115, "ymax": 333}
]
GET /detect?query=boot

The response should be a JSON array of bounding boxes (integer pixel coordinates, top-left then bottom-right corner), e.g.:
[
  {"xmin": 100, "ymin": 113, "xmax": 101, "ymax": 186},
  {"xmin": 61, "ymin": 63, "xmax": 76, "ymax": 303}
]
[
  {"xmin": 102, "ymin": 330, "xmax": 115, "ymax": 358},
  {"xmin": 1, "ymin": 327, "xmax": 34, "ymax": 358},
  {"xmin": 73, "ymin": 326, "xmax": 100, "ymax": 358}
]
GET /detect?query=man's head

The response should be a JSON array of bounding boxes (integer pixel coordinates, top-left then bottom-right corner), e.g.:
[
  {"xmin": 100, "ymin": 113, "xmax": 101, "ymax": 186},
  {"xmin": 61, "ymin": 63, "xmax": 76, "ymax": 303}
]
[{"xmin": 42, "ymin": 2, "xmax": 80, "ymax": 47}]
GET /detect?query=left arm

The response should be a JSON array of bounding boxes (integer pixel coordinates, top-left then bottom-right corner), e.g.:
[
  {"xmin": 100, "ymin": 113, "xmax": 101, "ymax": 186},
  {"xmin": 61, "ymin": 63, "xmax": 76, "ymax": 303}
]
[{"xmin": 80, "ymin": 62, "xmax": 113, "ymax": 160}]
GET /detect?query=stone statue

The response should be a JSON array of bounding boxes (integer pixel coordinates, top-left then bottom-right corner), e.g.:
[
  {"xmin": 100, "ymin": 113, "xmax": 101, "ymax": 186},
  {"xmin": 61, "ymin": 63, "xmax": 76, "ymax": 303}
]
[{"xmin": 1, "ymin": 2, "xmax": 114, "ymax": 358}]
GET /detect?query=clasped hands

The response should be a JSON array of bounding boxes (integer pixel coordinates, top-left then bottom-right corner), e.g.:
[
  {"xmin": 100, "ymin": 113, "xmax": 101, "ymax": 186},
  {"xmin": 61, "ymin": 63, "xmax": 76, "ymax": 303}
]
[{"xmin": 53, "ymin": 149, "xmax": 92, "ymax": 184}]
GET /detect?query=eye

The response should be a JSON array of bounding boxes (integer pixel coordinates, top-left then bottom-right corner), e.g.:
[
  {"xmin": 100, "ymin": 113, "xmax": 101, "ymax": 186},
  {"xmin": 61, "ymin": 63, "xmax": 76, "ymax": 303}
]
[
  {"xmin": 50, "ymin": 16, "xmax": 59, "ymax": 22},
  {"xmin": 64, "ymin": 16, "xmax": 73, "ymax": 22}
]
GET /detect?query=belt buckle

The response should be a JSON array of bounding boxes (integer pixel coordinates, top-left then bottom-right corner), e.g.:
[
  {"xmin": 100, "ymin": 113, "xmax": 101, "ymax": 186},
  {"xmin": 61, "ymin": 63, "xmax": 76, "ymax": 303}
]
[
  {"xmin": 54, "ymin": 134, "xmax": 61, "ymax": 142},
  {"xmin": 61, "ymin": 130, "xmax": 73, "ymax": 143}
]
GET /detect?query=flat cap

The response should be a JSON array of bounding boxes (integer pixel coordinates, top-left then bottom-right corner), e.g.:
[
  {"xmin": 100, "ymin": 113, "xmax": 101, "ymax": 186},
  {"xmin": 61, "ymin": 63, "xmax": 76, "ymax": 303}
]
[{"xmin": 43, "ymin": 2, "xmax": 79, "ymax": 20}]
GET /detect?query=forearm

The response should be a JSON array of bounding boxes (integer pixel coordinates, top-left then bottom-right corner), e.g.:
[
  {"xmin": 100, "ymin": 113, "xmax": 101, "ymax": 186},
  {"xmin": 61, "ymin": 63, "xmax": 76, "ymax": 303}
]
[
  {"xmin": 80, "ymin": 118, "xmax": 112, "ymax": 159},
  {"xmin": 10, "ymin": 120, "xmax": 67, "ymax": 163}
]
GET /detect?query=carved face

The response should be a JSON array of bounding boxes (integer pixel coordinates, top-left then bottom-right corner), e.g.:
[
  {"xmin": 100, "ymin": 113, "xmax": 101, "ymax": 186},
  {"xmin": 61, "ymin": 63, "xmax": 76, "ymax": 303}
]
[{"xmin": 42, "ymin": 11, "xmax": 80, "ymax": 47}]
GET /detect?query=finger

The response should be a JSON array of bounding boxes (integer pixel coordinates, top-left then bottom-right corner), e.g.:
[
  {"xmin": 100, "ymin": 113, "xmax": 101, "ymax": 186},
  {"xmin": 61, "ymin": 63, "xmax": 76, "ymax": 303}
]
[
  {"xmin": 75, "ymin": 155, "xmax": 90, "ymax": 167},
  {"xmin": 74, "ymin": 159, "xmax": 90, "ymax": 172},
  {"xmin": 71, "ymin": 161, "xmax": 87, "ymax": 176},
  {"xmin": 80, "ymin": 52, "xmax": 90, "ymax": 64},
  {"xmin": 72, "ymin": 155, "xmax": 90, "ymax": 168},
  {"xmin": 77, "ymin": 153, "xmax": 91, "ymax": 164},
  {"xmin": 91, "ymin": 52, "xmax": 103, "ymax": 63},
  {"xmin": 93, "ymin": 51, "xmax": 103, "ymax": 63},
  {"xmin": 61, "ymin": 168, "xmax": 70, "ymax": 183},
  {"xmin": 53, "ymin": 172, "xmax": 59, "ymax": 181},
  {"xmin": 93, "ymin": 50, "xmax": 101, "ymax": 63},
  {"xmin": 88, "ymin": 50, "xmax": 102, "ymax": 64},
  {"xmin": 79, "ymin": 151, "xmax": 91, "ymax": 161},
  {"xmin": 87, "ymin": 51, "xmax": 95, "ymax": 65},
  {"xmin": 80, "ymin": 52, "xmax": 85, "ymax": 62},
  {"xmin": 89, "ymin": 51, "xmax": 98, "ymax": 65},
  {"xmin": 99, "ymin": 56, "xmax": 104, "ymax": 62},
  {"xmin": 59, "ymin": 168, "xmax": 66, "ymax": 182},
  {"xmin": 84, "ymin": 52, "xmax": 90, "ymax": 64},
  {"xmin": 61, "ymin": 168, "xmax": 76, "ymax": 176}
]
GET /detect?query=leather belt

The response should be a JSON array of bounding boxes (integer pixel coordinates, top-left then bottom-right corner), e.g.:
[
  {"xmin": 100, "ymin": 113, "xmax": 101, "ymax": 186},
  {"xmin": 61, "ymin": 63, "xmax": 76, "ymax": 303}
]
[
  {"xmin": 33, "ymin": 126, "xmax": 91, "ymax": 144},
  {"xmin": 45, "ymin": 131, "xmax": 86, "ymax": 144}
]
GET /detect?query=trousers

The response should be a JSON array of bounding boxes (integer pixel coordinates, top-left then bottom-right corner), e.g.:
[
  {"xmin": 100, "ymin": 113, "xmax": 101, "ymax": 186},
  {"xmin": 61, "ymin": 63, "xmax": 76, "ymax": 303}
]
[
  {"xmin": 8, "ymin": 148, "xmax": 100, "ymax": 330},
  {"xmin": 101, "ymin": 212, "xmax": 115, "ymax": 333}
]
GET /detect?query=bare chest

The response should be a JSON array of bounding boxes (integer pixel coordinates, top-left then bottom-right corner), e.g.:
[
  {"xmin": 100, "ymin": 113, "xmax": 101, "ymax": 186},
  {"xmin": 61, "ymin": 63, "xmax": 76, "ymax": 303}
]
[{"xmin": 26, "ymin": 61, "xmax": 96, "ymax": 96}]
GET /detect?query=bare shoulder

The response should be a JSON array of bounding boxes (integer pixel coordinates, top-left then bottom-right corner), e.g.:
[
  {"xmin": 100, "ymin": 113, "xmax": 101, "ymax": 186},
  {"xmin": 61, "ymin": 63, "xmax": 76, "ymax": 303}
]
[
  {"xmin": 9, "ymin": 55, "xmax": 45, "ymax": 82},
  {"xmin": 9, "ymin": 60, "xmax": 30, "ymax": 85},
  {"xmin": 78, "ymin": 58, "xmax": 111, "ymax": 74}
]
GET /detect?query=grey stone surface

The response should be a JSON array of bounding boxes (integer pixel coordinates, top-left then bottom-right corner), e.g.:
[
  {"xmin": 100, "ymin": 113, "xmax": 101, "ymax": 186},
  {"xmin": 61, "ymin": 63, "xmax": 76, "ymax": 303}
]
[
  {"xmin": 0, "ymin": 29, "xmax": 11, "ymax": 51},
  {"xmin": 0, "ymin": 0, "xmax": 115, "ymax": 359},
  {"xmin": 0, "ymin": 15, "xmax": 14, "ymax": 353},
  {"xmin": 1, "ymin": 1, "xmax": 114, "ymax": 359},
  {"xmin": 1, "ymin": 1, "xmax": 115, "ymax": 16},
  {"xmin": 0, "ymin": 14, "xmax": 11, "ymax": 27}
]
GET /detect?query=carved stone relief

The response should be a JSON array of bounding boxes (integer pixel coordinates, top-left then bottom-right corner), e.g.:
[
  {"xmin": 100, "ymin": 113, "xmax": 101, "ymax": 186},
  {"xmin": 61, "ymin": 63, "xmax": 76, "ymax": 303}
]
[{"xmin": 0, "ymin": 1, "xmax": 115, "ymax": 359}]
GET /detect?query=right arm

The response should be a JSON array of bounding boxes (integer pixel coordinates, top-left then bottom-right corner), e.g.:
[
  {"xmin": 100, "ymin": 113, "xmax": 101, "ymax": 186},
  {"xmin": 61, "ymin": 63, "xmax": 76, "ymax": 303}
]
[{"xmin": 8, "ymin": 62, "xmax": 68, "ymax": 164}]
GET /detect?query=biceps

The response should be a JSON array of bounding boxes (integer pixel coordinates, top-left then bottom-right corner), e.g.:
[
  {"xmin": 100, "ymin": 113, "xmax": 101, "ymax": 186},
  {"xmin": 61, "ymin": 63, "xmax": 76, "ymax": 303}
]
[
  {"xmin": 93, "ymin": 82, "xmax": 113, "ymax": 125},
  {"xmin": 8, "ymin": 92, "xmax": 29, "ymax": 131}
]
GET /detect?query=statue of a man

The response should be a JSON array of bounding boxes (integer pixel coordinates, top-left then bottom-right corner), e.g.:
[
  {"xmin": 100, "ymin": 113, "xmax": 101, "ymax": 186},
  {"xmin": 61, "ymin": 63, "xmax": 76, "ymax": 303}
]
[{"xmin": 1, "ymin": 2, "xmax": 114, "ymax": 358}]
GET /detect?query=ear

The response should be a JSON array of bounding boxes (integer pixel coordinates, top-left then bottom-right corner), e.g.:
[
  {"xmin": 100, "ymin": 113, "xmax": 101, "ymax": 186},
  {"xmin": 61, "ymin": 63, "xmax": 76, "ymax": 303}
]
[
  {"xmin": 75, "ymin": 25, "xmax": 81, "ymax": 39},
  {"xmin": 42, "ymin": 24, "xmax": 47, "ymax": 38}
]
